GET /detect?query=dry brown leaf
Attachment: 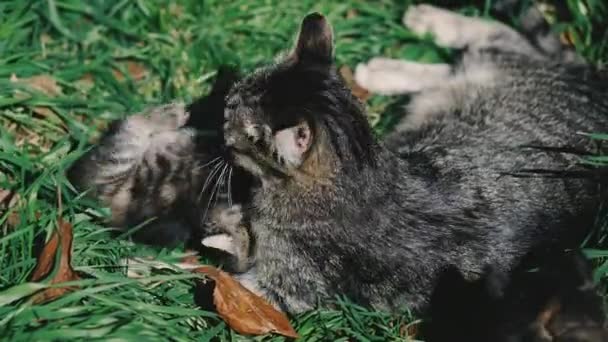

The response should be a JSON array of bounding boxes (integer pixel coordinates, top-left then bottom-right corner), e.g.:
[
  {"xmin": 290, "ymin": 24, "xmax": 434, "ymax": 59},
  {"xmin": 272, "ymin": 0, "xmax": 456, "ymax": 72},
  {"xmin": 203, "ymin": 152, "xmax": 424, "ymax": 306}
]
[
  {"xmin": 11, "ymin": 74, "xmax": 63, "ymax": 97},
  {"xmin": 30, "ymin": 219, "xmax": 81, "ymax": 304},
  {"xmin": 560, "ymin": 30, "xmax": 576, "ymax": 47},
  {"xmin": 194, "ymin": 266, "xmax": 298, "ymax": 338},
  {"xmin": 113, "ymin": 61, "xmax": 148, "ymax": 82},
  {"xmin": 400, "ymin": 321, "xmax": 421, "ymax": 340},
  {"xmin": 181, "ymin": 250, "xmax": 201, "ymax": 265},
  {"xmin": 0, "ymin": 189, "xmax": 13, "ymax": 205},
  {"xmin": 31, "ymin": 106, "xmax": 68, "ymax": 131},
  {"xmin": 1, "ymin": 189, "xmax": 21, "ymax": 229},
  {"xmin": 32, "ymin": 106, "xmax": 56, "ymax": 118},
  {"xmin": 339, "ymin": 65, "xmax": 370, "ymax": 103},
  {"xmin": 75, "ymin": 73, "xmax": 95, "ymax": 91}
]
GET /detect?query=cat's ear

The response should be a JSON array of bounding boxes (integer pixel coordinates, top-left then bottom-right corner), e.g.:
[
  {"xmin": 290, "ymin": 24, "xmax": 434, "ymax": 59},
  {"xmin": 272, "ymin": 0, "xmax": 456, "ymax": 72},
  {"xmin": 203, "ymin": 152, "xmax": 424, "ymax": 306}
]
[
  {"xmin": 293, "ymin": 13, "xmax": 334, "ymax": 64},
  {"xmin": 274, "ymin": 121, "xmax": 313, "ymax": 168}
]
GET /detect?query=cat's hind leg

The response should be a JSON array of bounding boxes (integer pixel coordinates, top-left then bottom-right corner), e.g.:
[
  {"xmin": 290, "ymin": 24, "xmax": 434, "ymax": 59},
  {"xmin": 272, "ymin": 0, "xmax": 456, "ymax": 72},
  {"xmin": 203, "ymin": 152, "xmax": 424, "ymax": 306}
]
[
  {"xmin": 354, "ymin": 57, "xmax": 451, "ymax": 95},
  {"xmin": 404, "ymin": 4, "xmax": 539, "ymax": 56}
]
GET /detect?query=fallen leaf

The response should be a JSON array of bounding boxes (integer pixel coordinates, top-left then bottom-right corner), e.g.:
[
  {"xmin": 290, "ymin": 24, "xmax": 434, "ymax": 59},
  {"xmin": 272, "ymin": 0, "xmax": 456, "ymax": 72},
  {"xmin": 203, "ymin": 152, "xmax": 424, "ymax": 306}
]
[
  {"xmin": 0, "ymin": 189, "xmax": 13, "ymax": 205},
  {"xmin": 400, "ymin": 320, "xmax": 421, "ymax": 340},
  {"xmin": 339, "ymin": 65, "xmax": 370, "ymax": 103},
  {"xmin": 75, "ymin": 73, "xmax": 95, "ymax": 91},
  {"xmin": 112, "ymin": 61, "xmax": 148, "ymax": 82},
  {"xmin": 560, "ymin": 29, "xmax": 576, "ymax": 46},
  {"xmin": 11, "ymin": 74, "xmax": 63, "ymax": 96},
  {"xmin": 193, "ymin": 266, "xmax": 298, "ymax": 338},
  {"xmin": 32, "ymin": 106, "xmax": 56, "ymax": 118},
  {"xmin": 181, "ymin": 250, "xmax": 201, "ymax": 265},
  {"xmin": 30, "ymin": 218, "xmax": 81, "ymax": 304},
  {"xmin": 1, "ymin": 190, "xmax": 21, "ymax": 230}
]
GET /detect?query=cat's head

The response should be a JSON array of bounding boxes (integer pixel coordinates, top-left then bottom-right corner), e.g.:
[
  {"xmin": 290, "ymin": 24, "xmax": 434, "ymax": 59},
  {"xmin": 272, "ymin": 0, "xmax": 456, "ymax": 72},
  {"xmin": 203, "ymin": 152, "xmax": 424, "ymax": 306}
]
[{"xmin": 223, "ymin": 13, "xmax": 377, "ymax": 184}]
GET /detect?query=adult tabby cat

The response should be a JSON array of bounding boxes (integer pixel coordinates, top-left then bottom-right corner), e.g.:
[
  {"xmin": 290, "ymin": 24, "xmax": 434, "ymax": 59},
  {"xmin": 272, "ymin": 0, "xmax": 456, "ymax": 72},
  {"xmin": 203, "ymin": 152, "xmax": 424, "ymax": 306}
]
[{"xmin": 220, "ymin": 6, "xmax": 607, "ymax": 314}]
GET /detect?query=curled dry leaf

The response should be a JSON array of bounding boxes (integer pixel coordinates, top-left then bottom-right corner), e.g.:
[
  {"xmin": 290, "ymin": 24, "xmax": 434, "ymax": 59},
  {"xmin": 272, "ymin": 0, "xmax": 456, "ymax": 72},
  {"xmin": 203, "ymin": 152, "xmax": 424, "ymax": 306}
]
[
  {"xmin": 194, "ymin": 266, "xmax": 298, "ymax": 339},
  {"xmin": 30, "ymin": 219, "xmax": 81, "ymax": 304},
  {"xmin": 1, "ymin": 190, "xmax": 22, "ymax": 230},
  {"xmin": 181, "ymin": 250, "xmax": 201, "ymax": 265},
  {"xmin": 400, "ymin": 320, "xmax": 421, "ymax": 340},
  {"xmin": 10, "ymin": 74, "xmax": 63, "ymax": 97},
  {"xmin": 75, "ymin": 73, "xmax": 95, "ymax": 91},
  {"xmin": 0, "ymin": 189, "xmax": 13, "ymax": 206},
  {"xmin": 112, "ymin": 61, "xmax": 148, "ymax": 82},
  {"xmin": 339, "ymin": 65, "xmax": 371, "ymax": 103}
]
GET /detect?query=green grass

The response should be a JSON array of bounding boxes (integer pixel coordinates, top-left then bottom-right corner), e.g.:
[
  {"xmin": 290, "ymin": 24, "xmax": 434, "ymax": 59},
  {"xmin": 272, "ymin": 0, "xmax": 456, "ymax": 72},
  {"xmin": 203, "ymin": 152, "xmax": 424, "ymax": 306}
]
[{"xmin": 0, "ymin": 0, "xmax": 607, "ymax": 341}]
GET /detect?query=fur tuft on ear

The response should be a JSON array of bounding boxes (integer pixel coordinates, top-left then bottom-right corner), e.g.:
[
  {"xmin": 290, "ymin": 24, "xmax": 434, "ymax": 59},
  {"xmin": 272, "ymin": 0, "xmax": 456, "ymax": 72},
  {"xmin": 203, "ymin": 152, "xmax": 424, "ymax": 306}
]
[{"xmin": 294, "ymin": 12, "xmax": 334, "ymax": 64}]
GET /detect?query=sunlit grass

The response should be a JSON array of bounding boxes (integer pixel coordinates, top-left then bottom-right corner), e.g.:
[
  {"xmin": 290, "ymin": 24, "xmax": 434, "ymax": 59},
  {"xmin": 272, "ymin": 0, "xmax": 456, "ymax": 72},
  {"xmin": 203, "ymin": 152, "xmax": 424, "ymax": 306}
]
[{"xmin": 0, "ymin": 0, "xmax": 606, "ymax": 340}]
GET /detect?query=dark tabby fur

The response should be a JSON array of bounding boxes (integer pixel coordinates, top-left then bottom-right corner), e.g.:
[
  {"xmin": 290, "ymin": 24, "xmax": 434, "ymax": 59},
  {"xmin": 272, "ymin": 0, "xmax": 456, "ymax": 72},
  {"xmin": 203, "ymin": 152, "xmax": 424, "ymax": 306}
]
[
  {"xmin": 69, "ymin": 3, "xmax": 607, "ymax": 320},
  {"xmin": 221, "ymin": 7, "xmax": 607, "ymax": 314},
  {"xmin": 68, "ymin": 67, "xmax": 254, "ymax": 266},
  {"xmin": 428, "ymin": 250, "xmax": 608, "ymax": 342}
]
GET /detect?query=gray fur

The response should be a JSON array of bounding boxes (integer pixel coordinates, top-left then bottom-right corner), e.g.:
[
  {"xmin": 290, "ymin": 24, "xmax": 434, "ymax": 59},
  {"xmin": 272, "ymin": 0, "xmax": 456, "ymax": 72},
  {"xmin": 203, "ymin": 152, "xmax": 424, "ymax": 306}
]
[{"xmin": 223, "ymin": 7, "xmax": 607, "ymax": 314}]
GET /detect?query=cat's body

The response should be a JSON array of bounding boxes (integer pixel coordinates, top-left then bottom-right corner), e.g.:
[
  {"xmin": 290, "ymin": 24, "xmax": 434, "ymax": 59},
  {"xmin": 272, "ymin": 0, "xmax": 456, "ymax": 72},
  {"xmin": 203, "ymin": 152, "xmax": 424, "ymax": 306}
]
[
  {"xmin": 69, "ymin": 4, "xmax": 608, "ymax": 317},
  {"xmin": 222, "ymin": 6, "xmax": 607, "ymax": 314}
]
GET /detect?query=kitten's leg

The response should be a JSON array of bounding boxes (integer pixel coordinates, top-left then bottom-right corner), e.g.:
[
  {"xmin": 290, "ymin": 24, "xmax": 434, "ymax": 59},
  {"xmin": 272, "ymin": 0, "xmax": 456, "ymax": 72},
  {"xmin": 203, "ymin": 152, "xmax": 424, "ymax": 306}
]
[
  {"xmin": 202, "ymin": 204, "xmax": 252, "ymax": 273},
  {"xmin": 404, "ymin": 5, "xmax": 538, "ymax": 56},
  {"xmin": 354, "ymin": 57, "xmax": 451, "ymax": 95}
]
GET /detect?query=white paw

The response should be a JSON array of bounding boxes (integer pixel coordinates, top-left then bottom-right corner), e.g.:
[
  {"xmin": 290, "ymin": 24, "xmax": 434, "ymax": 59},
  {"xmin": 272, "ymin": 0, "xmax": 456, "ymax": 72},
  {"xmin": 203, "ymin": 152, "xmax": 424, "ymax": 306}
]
[
  {"xmin": 202, "ymin": 233, "xmax": 237, "ymax": 255},
  {"xmin": 355, "ymin": 61, "xmax": 418, "ymax": 95},
  {"xmin": 355, "ymin": 58, "xmax": 450, "ymax": 95},
  {"xmin": 403, "ymin": 5, "xmax": 466, "ymax": 48}
]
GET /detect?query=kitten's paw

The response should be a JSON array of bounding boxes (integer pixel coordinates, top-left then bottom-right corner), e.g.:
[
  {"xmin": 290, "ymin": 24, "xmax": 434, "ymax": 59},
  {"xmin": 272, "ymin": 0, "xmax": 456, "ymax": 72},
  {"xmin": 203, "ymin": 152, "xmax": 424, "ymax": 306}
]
[
  {"xmin": 403, "ymin": 5, "xmax": 468, "ymax": 48},
  {"xmin": 145, "ymin": 102, "xmax": 190, "ymax": 131},
  {"xmin": 202, "ymin": 233, "xmax": 237, "ymax": 255},
  {"xmin": 212, "ymin": 204, "xmax": 243, "ymax": 229}
]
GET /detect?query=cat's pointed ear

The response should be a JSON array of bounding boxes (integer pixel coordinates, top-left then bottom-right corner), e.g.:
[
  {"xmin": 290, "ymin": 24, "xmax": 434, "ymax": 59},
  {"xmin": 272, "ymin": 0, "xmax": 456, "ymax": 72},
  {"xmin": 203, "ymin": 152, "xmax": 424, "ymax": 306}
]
[{"xmin": 293, "ymin": 13, "xmax": 334, "ymax": 64}]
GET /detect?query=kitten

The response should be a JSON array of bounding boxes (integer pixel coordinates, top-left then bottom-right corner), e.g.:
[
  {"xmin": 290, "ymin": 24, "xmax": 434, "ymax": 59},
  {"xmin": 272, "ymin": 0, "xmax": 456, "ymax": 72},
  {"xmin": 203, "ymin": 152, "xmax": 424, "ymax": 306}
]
[
  {"xmin": 221, "ymin": 7, "xmax": 607, "ymax": 314},
  {"xmin": 427, "ymin": 251, "xmax": 608, "ymax": 342},
  {"xmin": 68, "ymin": 67, "xmax": 254, "ymax": 271}
]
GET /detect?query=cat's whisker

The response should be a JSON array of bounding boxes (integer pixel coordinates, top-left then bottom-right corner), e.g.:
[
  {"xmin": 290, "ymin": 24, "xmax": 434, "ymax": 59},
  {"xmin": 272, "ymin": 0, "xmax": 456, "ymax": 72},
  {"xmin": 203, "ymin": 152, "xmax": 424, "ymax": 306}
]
[
  {"xmin": 194, "ymin": 156, "xmax": 222, "ymax": 171},
  {"xmin": 212, "ymin": 165, "xmax": 229, "ymax": 211},
  {"xmin": 197, "ymin": 161, "xmax": 224, "ymax": 203},
  {"xmin": 227, "ymin": 166, "xmax": 233, "ymax": 207},
  {"xmin": 202, "ymin": 163, "xmax": 228, "ymax": 222}
]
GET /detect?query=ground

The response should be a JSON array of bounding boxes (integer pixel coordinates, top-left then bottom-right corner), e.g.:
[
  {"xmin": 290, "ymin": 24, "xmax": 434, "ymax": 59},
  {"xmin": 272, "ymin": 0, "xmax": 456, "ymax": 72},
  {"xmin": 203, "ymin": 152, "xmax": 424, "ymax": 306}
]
[{"xmin": 0, "ymin": 0, "xmax": 607, "ymax": 341}]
